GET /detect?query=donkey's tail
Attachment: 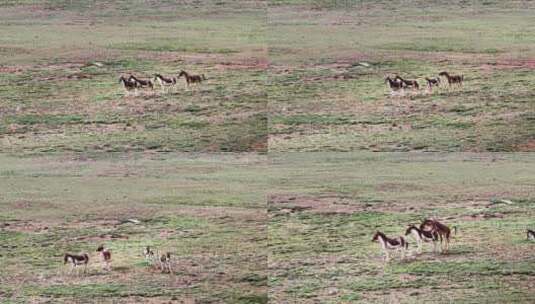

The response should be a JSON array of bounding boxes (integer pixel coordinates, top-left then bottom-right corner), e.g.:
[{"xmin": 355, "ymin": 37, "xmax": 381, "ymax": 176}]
[{"xmin": 202, "ymin": 74, "xmax": 207, "ymax": 80}]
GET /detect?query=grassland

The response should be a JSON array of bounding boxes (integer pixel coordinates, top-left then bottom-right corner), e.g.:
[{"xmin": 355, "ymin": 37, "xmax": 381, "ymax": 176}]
[
  {"xmin": 3, "ymin": 152, "xmax": 533, "ymax": 303},
  {"xmin": 2, "ymin": 1, "xmax": 535, "ymax": 303},
  {"xmin": 268, "ymin": 153, "xmax": 535, "ymax": 303},
  {"xmin": 0, "ymin": 153, "xmax": 267, "ymax": 303},
  {"xmin": 267, "ymin": 1, "xmax": 535, "ymax": 152},
  {"xmin": 0, "ymin": 1, "xmax": 267, "ymax": 153}
]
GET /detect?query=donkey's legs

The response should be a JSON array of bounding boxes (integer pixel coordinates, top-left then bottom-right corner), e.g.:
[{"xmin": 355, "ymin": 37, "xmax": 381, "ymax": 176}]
[
  {"xmin": 166, "ymin": 262, "xmax": 171, "ymax": 273},
  {"xmin": 384, "ymin": 250, "xmax": 390, "ymax": 262}
]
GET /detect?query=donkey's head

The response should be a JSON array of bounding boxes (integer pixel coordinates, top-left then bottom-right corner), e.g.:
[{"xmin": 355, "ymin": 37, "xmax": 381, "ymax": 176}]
[
  {"xmin": 372, "ymin": 231, "xmax": 384, "ymax": 242},
  {"xmin": 405, "ymin": 225, "xmax": 417, "ymax": 236}
]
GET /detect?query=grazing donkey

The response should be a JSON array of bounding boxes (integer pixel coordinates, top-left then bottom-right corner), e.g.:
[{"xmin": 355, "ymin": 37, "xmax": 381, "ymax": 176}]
[
  {"xmin": 129, "ymin": 74, "xmax": 153, "ymax": 90},
  {"xmin": 178, "ymin": 70, "xmax": 206, "ymax": 88},
  {"xmin": 96, "ymin": 245, "xmax": 112, "ymax": 271},
  {"xmin": 64, "ymin": 253, "xmax": 89, "ymax": 274},
  {"xmin": 405, "ymin": 225, "xmax": 439, "ymax": 253},
  {"xmin": 159, "ymin": 252, "xmax": 173, "ymax": 273},
  {"xmin": 118, "ymin": 76, "xmax": 138, "ymax": 95},
  {"xmin": 425, "ymin": 77, "xmax": 441, "ymax": 90},
  {"xmin": 384, "ymin": 76, "xmax": 404, "ymax": 95},
  {"xmin": 527, "ymin": 229, "xmax": 535, "ymax": 240},
  {"xmin": 420, "ymin": 219, "xmax": 452, "ymax": 253},
  {"xmin": 372, "ymin": 231, "xmax": 409, "ymax": 262},
  {"xmin": 153, "ymin": 74, "xmax": 177, "ymax": 93},
  {"xmin": 395, "ymin": 75, "xmax": 419, "ymax": 90},
  {"xmin": 438, "ymin": 71, "xmax": 463, "ymax": 87}
]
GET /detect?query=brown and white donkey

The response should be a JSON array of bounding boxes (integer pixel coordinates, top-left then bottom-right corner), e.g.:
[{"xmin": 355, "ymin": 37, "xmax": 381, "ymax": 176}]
[
  {"xmin": 97, "ymin": 245, "xmax": 112, "ymax": 271},
  {"xmin": 420, "ymin": 219, "xmax": 454, "ymax": 253}
]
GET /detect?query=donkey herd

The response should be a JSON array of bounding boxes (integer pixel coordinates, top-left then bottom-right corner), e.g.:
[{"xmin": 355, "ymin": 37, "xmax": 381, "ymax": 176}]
[
  {"xmin": 372, "ymin": 218, "xmax": 454, "ymax": 262},
  {"xmin": 64, "ymin": 244, "xmax": 174, "ymax": 275},
  {"xmin": 118, "ymin": 70, "xmax": 207, "ymax": 95},
  {"xmin": 63, "ymin": 226, "xmax": 535, "ymax": 275},
  {"xmin": 373, "ymin": 219, "xmax": 535, "ymax": 263},
  {"xmin": 385, "ymin": 71, "xmax": 464, "ymax": 96},
  {"xmin": 117, "ymin": 69, "xmax": 461, "ymax": 97},
  {"xmin": 117, "ymin": 69, "xmax": 462, "ymax": 99}
]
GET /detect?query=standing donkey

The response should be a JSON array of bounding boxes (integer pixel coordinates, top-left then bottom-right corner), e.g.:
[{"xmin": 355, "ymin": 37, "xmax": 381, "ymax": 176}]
[
  {"xmin": 96, "ymin": 245, "xmax": 112, "ymax": 271},
  {"xmin": 159, "ymin": 252, "xmax": 173, "ymax": 273},
  {"xmin": 384, "ymin": 76, "xmax": 404, "ymax": 96},
  {"xmin": 395, "ymin": 75, "xmax": 420, "ymax": 90},
  {"xmin": 405, "ymin": 225, "xmax": 439, "ymax": 253},
  {"xmin": 438, "ymin": 71, "xmax": 463, "ymax": 88},
  {"xmin": 425, "ymin": 77, "xmax": 441, "ymax": 91},
  {"xmin": 178, "ymin": 70, "xmax": 206, "ymax": 89},
  {"xmin": 420, "ymin": 219, "xmax": 452, "ymax": 253},
  {"xmin": 118, "ymin": 76, "xmax": 138, "ymax": 95},
  {"xmin": 372, "ymin": 231, "xmax": 409, "ymax": 262},
  {"xmin": 143, "ymin": 246, "xmax": 156, "ymax": 266},
  {"xmin": 64, "ymin": 253, "xmax": 89, "ymax": 275},
  {"xmin": 153, "ymin": 74, "xmax": 177, "ymax": 93},
  {"xmin": 129, "ymin": 74, "xmax": 154, "ymax": 90}
]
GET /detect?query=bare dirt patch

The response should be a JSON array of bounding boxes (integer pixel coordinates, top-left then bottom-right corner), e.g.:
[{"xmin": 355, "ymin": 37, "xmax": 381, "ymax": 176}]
[
  {"xmin": 494, "ymin": 59, "xmax": 535, "ymax": 70},
  {"xmin": 215, "ymin": 57, "xmax": 268, "ymax": 71},
  {"xmin": 0, "ymin": 65, "xmax": 27, "ymax": 73},
  {"xmin": 268, "ymin": 194, "xmax": 442, "ymax": 215},
  {"xmin": 1, "ymin": 219, "xmax": 52, "ymax": 233},
  {"xmin": 515, "ymin": 139, "xmax": 535, "ymax": 151},
  {"xmin": 269, "ymin": 193, "xmax": 365, "ymax": 214}
]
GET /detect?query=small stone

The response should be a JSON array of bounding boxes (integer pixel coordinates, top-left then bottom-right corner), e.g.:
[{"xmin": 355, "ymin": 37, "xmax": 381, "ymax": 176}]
[{"xmin": 327, "ymin": 287, "xmax": 338, "ymax": 296}]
